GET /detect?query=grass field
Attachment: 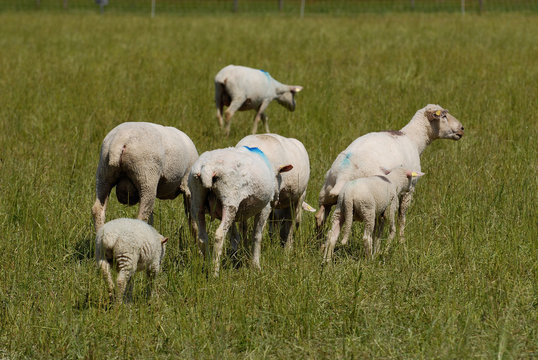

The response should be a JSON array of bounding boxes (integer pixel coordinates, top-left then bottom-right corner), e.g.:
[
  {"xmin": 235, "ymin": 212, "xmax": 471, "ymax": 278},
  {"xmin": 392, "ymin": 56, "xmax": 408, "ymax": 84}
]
[{"xmin": 0, "ymin": 10, "xmax": 536, "ymax": 359}]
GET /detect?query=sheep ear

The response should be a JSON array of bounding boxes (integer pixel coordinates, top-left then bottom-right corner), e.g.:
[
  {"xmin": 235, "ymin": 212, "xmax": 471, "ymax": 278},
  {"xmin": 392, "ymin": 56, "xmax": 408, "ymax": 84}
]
[
  {"xmin": 302, "ymin": 201, "xmax": 316, "ymax": 213},
  {"xmin": 290, "ymin": 86, "xmax": 303, "ymax": 93},
  {"xmin": 426, "ymin": 109, "xmax": 442, "ymax": 121},
  {"xmin": 406, "ymin": 170, "xmax": 425, "ymax": 178},
  {"xmin": 161, "ymin": 237, "xmax": 168, "ymax": 244},
  {"xmin": 279, "ymin": 164, "xmax": 293, "ymax": 173}
]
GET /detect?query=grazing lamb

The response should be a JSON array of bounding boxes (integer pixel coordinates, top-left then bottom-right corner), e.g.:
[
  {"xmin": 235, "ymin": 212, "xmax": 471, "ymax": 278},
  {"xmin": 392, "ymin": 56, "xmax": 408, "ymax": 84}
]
[
  {"xmin": 188, "ymin": 146, "xmax": 292, "ymax": 276},
  {"xmin": 214, "ymin": 65, "xmax": 303, "ymax": 135},
  {"xmin": 236, "ymin": 133, "xmax": 315, "ymax": 249},
  {"xmin": 316, "ymin": 104, "xmax": 464, "ymax": 241},
  {"xmin": 323, "ymin": 168, "xmax": 424, "ymax": 262},
  {"xmin": 91, "ymin": 122, "xmax": 199, "ymax": 232},
  {"xmin": 95, "ymin": 218, "xmax": 168, "ymax": 303}
]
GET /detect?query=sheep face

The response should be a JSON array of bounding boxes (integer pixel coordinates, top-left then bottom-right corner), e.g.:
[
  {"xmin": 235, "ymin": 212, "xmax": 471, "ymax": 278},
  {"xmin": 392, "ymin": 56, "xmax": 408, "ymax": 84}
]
[
  {"xmin": 426, "ymin": 107, "xmax": 465, "ymax": 141},
  {"xmin": 276, "ymin": 86, "xmax": 303, "ymax": 111}
]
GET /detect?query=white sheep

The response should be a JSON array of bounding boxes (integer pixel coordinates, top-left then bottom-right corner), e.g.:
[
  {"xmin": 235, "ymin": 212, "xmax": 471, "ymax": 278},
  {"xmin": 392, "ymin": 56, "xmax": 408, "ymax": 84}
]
[
  {"xmin": 95, "ymin": 218, "xmax": 168, "ymax": 303},
  {"xmin": 214, "ymin": 65, "xmax": 303, "ymax": 135},
  {"xmin": 323, "ymin": 168, "xmax": 424, "ymax": 262},
  {"xmin": 188, "ymin": 146, "xmax": 292, "ymax": 275},
  {"xmin": 235, "ymin": 133, "xmax": 315, "ymax": 249},
  {"xmin": 91, "ymin": 122, "xmax": 199, "ymax": 232},
  {"xmin": 316, "ymin": 104, "xmax": 464, "ymax": 241}
]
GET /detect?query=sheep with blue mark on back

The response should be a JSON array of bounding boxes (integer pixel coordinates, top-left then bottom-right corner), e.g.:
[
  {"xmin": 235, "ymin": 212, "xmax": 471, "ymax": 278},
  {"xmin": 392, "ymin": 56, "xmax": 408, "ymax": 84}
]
[
  {"xmin": 214, "ymin": 65, "xmax": 303, "ymax": 136},
  {"xmin": 188, "ymin": 146, "xmax": 292, "ymax": 276},
  {"xmin": 95, "ymin": 218, "xmax": 168, "ymax": 304},
  {"xmin": 236, "ymin": 133, "xmax": 315, "ymax": 249},
  {"xmin": 323, "ymin": 168, "xmax": 424, "ymax": 262},
  {"xmin": 316, "ymin": 104, "xmax": 464, "ymax": 242}
]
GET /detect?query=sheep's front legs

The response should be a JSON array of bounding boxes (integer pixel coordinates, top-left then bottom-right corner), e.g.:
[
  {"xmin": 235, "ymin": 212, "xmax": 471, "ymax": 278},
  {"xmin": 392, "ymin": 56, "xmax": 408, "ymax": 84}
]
[
  {"xmin": 213, "ymin": 205, "xmax": 237, "ymax": 276},
  {"xmin": 251, "ymin": 205, "xmax": 272, "ymax": 270},
  {"xmin": 398, "ymin": 188, "xmax": 415, "ymax": 242},
  {"xmin": 252, "ymin": 101, "xmax": 271, "ymax": 134}
]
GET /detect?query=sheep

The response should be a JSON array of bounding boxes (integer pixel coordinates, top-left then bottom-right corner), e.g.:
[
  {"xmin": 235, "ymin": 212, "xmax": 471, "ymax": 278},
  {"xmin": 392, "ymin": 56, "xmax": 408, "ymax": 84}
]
[
  {"xmin": 323, "ymin": 168, "xmax": 424, "ymax": 262},
  {"xmin": 95, "ymin": 218, "xmax": 168, "ymax": 303},
  {"xmin": 315, "ymin": 104, "xmax": 464, "ymax": 241},
  {"xmin": 235, "ymin": 133, "xmax": 315, "ymax": 249},
  {"xmin": 214, "ymin": 65, "xmax": 303, "ymax": 136},
  {"xmin": 188, "ymin": 146, "xmax": 293, "ymax": 276},
  {"xmin": 91, "ymin": 122, "xmax": 199, "ymax": 232}
]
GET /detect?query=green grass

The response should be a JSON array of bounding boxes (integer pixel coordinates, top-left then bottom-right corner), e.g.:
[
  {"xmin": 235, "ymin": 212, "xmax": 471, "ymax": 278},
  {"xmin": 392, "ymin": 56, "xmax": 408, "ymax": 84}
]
[{"xmin": 0, "ymin": 11, "xmax": 536, "ymax": 359}]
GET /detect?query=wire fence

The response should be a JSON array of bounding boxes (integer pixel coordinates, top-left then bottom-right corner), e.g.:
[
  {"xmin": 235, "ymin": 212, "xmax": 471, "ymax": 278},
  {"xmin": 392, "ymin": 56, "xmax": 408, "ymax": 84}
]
[{"xmin": 1, "ymin": 0, "xmax": 536, "ymax": 15}]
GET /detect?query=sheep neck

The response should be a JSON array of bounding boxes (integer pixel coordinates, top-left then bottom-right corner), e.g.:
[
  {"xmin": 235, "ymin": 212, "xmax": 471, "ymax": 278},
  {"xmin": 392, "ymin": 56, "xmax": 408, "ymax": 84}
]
[{"xmin": 400, "ymin": 109, "xmax": 437, "ymax": 155}]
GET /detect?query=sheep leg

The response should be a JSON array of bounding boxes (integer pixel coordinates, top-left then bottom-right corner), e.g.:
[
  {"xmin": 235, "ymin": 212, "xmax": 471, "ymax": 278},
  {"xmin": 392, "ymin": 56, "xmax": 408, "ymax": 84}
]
[
  {"xmin": 215, "ymin": 83, "xmax": 225, "ymax": 128},
  {"xmin": 213, "ymin": 205, "xmax": 237, "ymax": 276},
  {"xmin": 193, "ymin": 206, "xmax": 208, "ymax": 257},
  {"xmin": 136, "ymin": 178, "xmax": 159, "ymax": 225},
  {"xmin": 362, "ymin": 213, "xmax": 375, "ymax": 259},
  {"xmin": 374, "ymin": 215, "xmax": 385, "ymax": 254},
  {"xmin": 98, "ymin": 259, "xmax": 115, "ymax": 301},
  {"xmin": 384, "ymin": 200, "xmax": 398, "ymax": 253},
  {"xmin": 284, "ymin": 193, "xmax": 305, "ymax": 250},
  {"xmin": 323, "ymin": 208, "xmax": 344, "ymax": 263},
  {"xmin": 398, "ymin": 188, "xmax": 415, "ymax": 243},
  {"xmin": 115, "ymin": 269, "xmax": 133, "ymax": 304},
  {"xmin": 251, "ymin": 205, "xmax": 271, "ymax": 270},
  {"xmin": 340, "ymin": 199, "xmax": 354, "ymax": 245},
  {"xmin": 315, "ymin": 204, "xmax": 332, "ymax": 238},
  {"xmin": 252, "ymin": 101, "xmax": 271, "ymax": 134},
  {"xmin": 224, "ymin": 97, "xmax": 245, "ymax": 136},
  {"xmin": 261, "ymin": 112, "xmax": 270, "ymax": 133},
  {"xmin": 145, "ymin": 269, "xmax": 157, "ymax": 299},
  {"xmin": 92, "ymin": 180, "xmax": 112, "ymax": 232}
]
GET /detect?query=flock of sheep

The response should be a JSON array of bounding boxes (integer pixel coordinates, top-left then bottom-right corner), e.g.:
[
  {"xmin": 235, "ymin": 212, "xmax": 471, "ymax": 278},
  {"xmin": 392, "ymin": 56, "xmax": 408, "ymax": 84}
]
[{"xmin": 92, "ymin": 64, "xmax": 465, "ymax": 303}]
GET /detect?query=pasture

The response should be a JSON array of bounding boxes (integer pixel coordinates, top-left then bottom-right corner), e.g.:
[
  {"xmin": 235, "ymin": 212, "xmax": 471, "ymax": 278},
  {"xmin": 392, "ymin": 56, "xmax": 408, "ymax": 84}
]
[{"xmin": 0, "ymin": 10, "xmax": 536, "ymax": 359}]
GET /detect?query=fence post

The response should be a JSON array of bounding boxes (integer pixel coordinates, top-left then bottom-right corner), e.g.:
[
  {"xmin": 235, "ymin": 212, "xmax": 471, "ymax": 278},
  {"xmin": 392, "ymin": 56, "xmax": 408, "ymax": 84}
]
[
  {"xmin": 233, "ymin": 0, "xmax": 238, "ymax": 12},
  {"xmin": 300, "ymin": 0, "xmax": 305, "ymax": 18},
  {"xmin": 279, "ymin": 0, "xmax": 283, "ymax": 11},
  {"xmin": 151, "ymin": 0, "xmax": 156, "ymax": 17},
  {"xmin": 411, "ymin": 0, "xmax": 415, "ymax": 10},
  {"xmin": 63, "ymin": 0, "xmax": 68, "ymax": 9},
  {"xmin": 461, "ymin": 0, "xmax": 465, "ymax": 14},
  {"xmin": 478, "ymin": 0, "xmax": 483, "ymax": 14}
]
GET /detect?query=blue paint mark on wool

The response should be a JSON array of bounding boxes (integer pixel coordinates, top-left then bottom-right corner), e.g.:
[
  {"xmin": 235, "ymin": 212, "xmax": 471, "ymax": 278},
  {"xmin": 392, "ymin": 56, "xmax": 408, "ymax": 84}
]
[
  {"xmin": 243, "ymin": 146, "xmax": 272, "ymax": 170},
  {"xmin": 341, "ymin": 153, "xmax": 352, "ymax": 167},
  {"xmin": 259, "ymin": 69, "xmax": 272, "ymax": 81}
]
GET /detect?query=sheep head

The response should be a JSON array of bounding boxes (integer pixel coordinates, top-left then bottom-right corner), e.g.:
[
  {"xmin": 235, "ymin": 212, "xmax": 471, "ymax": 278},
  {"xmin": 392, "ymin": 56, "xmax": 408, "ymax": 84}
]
[
  {"xmin": 276, "ymin": 85, "xmax": 303, "ymax": 111},
  {"xmin": 425, "ymin": 105, "xmax": 465, "ymax": 141}
]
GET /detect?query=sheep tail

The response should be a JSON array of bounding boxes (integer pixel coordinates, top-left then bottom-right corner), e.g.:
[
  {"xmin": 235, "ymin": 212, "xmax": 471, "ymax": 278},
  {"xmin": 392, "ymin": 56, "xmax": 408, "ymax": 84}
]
[{"xmin": 108, "ymin": 144, "xmax": 127, "ymax": 168}]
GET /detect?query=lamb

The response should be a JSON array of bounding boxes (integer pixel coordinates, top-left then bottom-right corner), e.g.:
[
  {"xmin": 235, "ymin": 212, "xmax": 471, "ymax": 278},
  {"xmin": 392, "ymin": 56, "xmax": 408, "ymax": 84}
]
[
  {"xmin": 235, "ymin": 133, "xmax": 315, "ymax": 249},
  {"xmin": 323, "ymin": 168, "xmax": 424, "ymax": 262},
  {"xmin": 316, "ymin": 104, "xmax": 464, "ymax": 241},
  {"xmin": 214, "ymin": 65, "xmax": 303, "ymax": 136},
  {"xmin": 91, "ymin": 122, "xmax": 199, "ymax": 232},
  {"xmin": 188, "ymin": 146, "xmax": 292, "ymax": 276},
  {"xmin": 95, "ymin": 218, "xmax": 168, "ymax": 303}
]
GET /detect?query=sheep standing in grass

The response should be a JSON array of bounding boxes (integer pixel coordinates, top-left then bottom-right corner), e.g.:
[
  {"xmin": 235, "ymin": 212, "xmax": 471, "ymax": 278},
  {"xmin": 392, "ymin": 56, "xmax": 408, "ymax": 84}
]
[
  {"xmin": 323, "ymin": 168, "xmax": 424, "ymax": 262},
  {"xmin": 316, "ymin": 104, "xmax": 464, "ymax": 241},
  {"xmin": 95, "ymin": 218, "xmax": 168, "ymax": 303},
  {"xmin": 188, "ymin": 147, "xmax": 292, "ymax": 276},
  {"xmin": 214, "ymin": 65, "xmax": 303, "ymax": 135},
  {"xmin": 236, "ymin": 133, "xmax": 315, "ymax": 249},
  {"xmin": 91, "ymin": 122, "xmax": 198, "ymax": 232}
]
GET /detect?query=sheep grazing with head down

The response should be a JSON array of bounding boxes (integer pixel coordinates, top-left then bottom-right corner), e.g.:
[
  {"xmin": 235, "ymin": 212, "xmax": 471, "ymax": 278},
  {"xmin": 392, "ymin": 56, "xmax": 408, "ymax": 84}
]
[
  {"xmin": 91, "ymin": 122, "xmax": 199, "ymax": 232},
  {"xmin": 188, "ymin": 146, "xmax": 293, "ymax": 276},
  {"xmin": 316, "ymin": 104, "xmax": 464, "ymax": 241},
  {"xmin": 95, "ymin": 218, "xmax": 168, "ymax": 303},
  {"xmin": 214, "ymin": 64, "xmax": 303, "ymax": 135},
  {"xmin": 236, "ymin": 133, "xmax": 315, "ymax": 249},
  {"xmin": 323, "ymin": 168, "xmax": 424, "ymax": 262}
]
